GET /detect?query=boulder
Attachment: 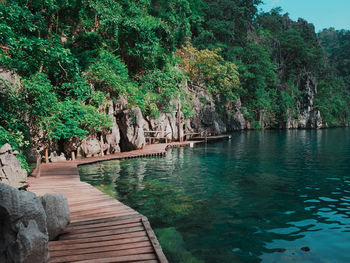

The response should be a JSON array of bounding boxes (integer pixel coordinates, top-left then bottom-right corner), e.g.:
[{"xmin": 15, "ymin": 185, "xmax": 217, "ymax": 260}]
[
  {"xmin": 117, "ymin": 107, "xmax": 146, "ymax": 151},
  {"xmin": 0, "ymin": 144, "xmax": 12, "ymax": 154},
  {"xmin": 0, "ymin": 144, "xmax": 27, "ymax": 189},
  {"xmin": 49, "ymin": 152, "xmax": 66, "ymax": 163},
  {"xmin": 80, "ymin": 136, "xmax": 101, "ymax": 157},
  {"xmin": 41, "ymin": 193, "xmax": 70, "ymax": 241},
  {"xmin": 0, "ymin": 183, "xmax": 49, "ymax": 263}
]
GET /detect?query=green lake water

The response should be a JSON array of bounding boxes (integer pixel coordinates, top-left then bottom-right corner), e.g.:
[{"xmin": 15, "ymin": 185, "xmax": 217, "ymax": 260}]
[{"xmin": 79, "ymin": 128, "xmax": 350, "ymax": 263}]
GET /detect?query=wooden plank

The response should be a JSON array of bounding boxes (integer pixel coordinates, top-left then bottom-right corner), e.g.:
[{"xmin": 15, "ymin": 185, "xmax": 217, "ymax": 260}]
[
  {"xmin": 49, "ymin": 247, "xmax": 154, "ymax": 262},
  {"xmin": 64, "ymin": 217, "xmax": 141, "ymax": 232},
  {"xmin": 50, "ymin": 231, "xmax": 147, "ymax": 246},
  {"xmin": 68, "ymin": 214, "xmax": 141, "ymax": 227},
  {"xmin": 60, "ymin": 226, "xmax": 145, "ymax": 240},
  {"xmin": 50, "ymin": 240, "xmax": 152, "ymax": 257},
  {"xmin": 74, "ymin": 253, "xmax": 157, "ymax": 263},
  {"xmin": 64, "ymin": 222, "xmax": 142, "ymax": 235},
  {"xmin": 49, "ymin": 236, "xmax": 149, "ymax": 251}
]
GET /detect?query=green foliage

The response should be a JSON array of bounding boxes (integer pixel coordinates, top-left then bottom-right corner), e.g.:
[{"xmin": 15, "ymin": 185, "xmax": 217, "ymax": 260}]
[
  {"xmin": 278, "ymin": 82, "xmax": 301, "ymax": 122},
  {"xmin": 48, "ymin": 100, "xmax": 112, "ymax": 140},
  {"xmin": 315, "ymin": 76, "xmax": 350, "ymax": 126},
  {"xmin": 138, "ymin": 67, "xmax": 186, "ymax": 116},
  {"xmin": 177, "ymin": 42, "xmax": 240, "ymax": 101},
  {"xmin": 87, "ymin": 51, "xmax": 131, "ymax": 96},
  {"xmin": 234, "ymin": 43, "xmax": 277, "ymax": 125}
]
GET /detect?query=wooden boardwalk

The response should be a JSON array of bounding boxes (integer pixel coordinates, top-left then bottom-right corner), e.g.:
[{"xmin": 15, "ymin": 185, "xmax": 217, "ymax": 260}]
[{"xmin": 28, "ymin": 142, "xmax": 200, "ymax": 263}]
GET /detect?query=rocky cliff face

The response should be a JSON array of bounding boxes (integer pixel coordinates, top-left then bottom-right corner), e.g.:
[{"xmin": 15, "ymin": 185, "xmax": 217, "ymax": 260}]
[{"xmin": 283, "ymin": 72, "xmax": 323, "ymax": 129}]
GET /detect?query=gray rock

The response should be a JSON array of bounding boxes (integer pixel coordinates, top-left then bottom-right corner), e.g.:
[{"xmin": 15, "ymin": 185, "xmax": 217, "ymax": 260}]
[
  {"xmin": 2, "ymin": 166, "xmax": 27, "ymax": 188},
  {"xmin": 49, "ymin": 151, "xmax": 66, "ymax": 162},
  {"xmin": 1, "ymin": 153, "xmax": 21, "ymax": 167},
  {"xmin": 149, "ymin": 113, "xmax": 177, "ymax": 140},
  {"xmin": 41, "ymin": 193, "xmax": 70, "ymax": 241},
  {"xmin": 229, "ymin": 99, "xmax": 246, "ymax": 130},
  {"xmin": 190, "ymin": 90, "xmax": 227, "ymax": 134},
  {"xmin": 0, "ymin": 183, "xmax": 49, "ymax": 263},
  {"xmin": 106, "ymin": 100, "xmax": 121, "ymax": 154},
  {"xmin": 0, "ymin": 68, "xmax": 20, "ymax": 89},
  {"xmin": 297, "ymin": 72, "xmax": 323, "ymax": 129},
  {"xmin": 9, "ymin": 220, "xmax": 49, "ymax": 263},
  {"xmin": 0, "ymin": 143, "xmax": 12, "ymax": 154},
  {"xmin": 80, "ymin": 136, "xmax": 101, "ymax": 157},
  {"xmin": 117, "ymin": 107, "xmax": 146, "ymax": 151},
  {"xmin": 0, "ymin": 148, "xmax": 27, "ymax": 189}
]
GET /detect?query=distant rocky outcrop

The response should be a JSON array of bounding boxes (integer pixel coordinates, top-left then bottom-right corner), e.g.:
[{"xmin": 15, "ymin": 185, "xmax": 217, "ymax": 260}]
[
  {"xmin": 190, "ymin": 90, "xmax": 227, "ymax": 134},
  {"xmin": 0, "ymin": 144, "xmax": 27, "ymax": 189},
  {"xmin": 0, "ymin": 183, "xmax": 70, "ymax": 263},
  {"xmin": 283, "ymin": 72, "xmax": 323, "ymax": 129},
  {"xmin": 296, "ymin": 72, "xmax": 323, "ymax": 129},
  {"xmin": 228, "ymin": 99, "xmax": 246, "ymax": 130}
]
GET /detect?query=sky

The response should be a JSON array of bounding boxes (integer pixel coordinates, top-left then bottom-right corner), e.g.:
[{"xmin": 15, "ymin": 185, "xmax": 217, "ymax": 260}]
[{"xmin": 259, "ymin": 0, "xmax": 350, "ymax": 32}]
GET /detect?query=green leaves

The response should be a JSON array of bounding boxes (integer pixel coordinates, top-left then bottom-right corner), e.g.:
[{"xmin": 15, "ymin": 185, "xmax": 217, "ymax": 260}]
[
  {"xmin": 48, "ymin": 99, "xmax": 112, "ymax": 140},
  {"xmin": 177, "ymin": 42, "xmax": 240, "ymax": 101}
]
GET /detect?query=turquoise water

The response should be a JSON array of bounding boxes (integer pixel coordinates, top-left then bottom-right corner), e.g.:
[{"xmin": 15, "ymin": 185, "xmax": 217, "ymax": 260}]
[{"xmin": 79, "ymin": 129, "xmax": 350, "ymax": 263}]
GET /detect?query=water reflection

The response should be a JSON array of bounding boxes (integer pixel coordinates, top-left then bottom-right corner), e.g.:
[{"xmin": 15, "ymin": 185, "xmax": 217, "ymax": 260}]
[{"xmin": 79, "ymin": 128, "xmax": 350, "ymax": 263}]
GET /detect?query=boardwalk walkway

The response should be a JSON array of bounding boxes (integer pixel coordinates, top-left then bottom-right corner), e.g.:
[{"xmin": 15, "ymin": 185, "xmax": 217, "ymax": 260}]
[{"xmin": 28, "ymin": 142, "xmax": 199, "ymax": 263}]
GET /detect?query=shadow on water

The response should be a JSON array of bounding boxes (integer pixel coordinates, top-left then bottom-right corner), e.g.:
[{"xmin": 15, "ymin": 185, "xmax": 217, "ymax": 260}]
[{"xmin": 79, "ymin": 128, "xmax": 350, "ymax": 263}]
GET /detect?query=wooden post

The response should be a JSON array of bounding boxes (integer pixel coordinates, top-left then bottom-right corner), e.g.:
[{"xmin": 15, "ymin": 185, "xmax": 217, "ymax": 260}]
[
  {"xmin": 45, "ymin": 148, "xmax": 49, "ymax": 164},
  {"xmin": 71, "ymin": 151, "xmax": 76, "ymax": 161}
]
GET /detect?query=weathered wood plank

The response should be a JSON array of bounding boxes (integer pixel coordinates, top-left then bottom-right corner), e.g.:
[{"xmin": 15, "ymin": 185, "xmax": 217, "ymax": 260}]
[
  {"xmin": 49, "ymin": 247, "xmax": 154, "ymax": 262},
  {"xmin": 49, "ymin": 236, "xmax": 149, "ymax": 251}
]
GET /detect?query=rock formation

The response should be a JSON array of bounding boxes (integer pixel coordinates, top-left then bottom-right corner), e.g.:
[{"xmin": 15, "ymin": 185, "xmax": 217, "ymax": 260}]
[
  {"xmin": 189, "ymin": 90, "xmax": 227, "ymax": 134},
  {"xmin": 0, "ymin": 183, "xmax": 70, "ymax": 262},
  {"xmin": 297, "ymin": 72, "xmax": 323, "ymax": 129},
  {"xmin": 117, "ymin": 107, "xmax": 146, "ymax": 151},
  {"xmin": 282, "ymin": 72, "xmax": 323, "ymax": 129},
  {"xmin": 105, "ymin": 100, "xmax": 121, "ymax": 154},
  {"xmin": 0, "ymin": 183, "xmax": 49, "ymax": 263},
  {"xmin": 228, "ymin": 99, "xmax": 246, "ymax": 130},
  {"xmin": 0, "ymin": 144, "xmax": 27, "ymax": 189},
  {"xmin": 78, "ymin": 136, "xmax": 104, "ymax": 157}
]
